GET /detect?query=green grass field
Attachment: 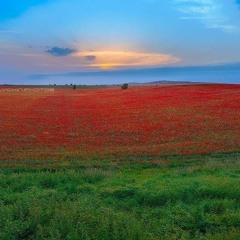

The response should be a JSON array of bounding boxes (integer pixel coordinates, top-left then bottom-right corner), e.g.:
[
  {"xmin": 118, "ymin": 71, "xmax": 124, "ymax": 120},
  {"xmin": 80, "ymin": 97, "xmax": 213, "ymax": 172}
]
[{"xmin": 1, "ymin": 152, "xmax": 240, "ymax": 240}]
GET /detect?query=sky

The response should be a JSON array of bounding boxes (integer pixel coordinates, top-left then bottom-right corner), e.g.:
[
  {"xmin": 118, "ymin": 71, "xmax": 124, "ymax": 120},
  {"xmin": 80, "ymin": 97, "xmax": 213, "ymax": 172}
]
[{"xmin": 1, "ymin": 0, "xmax": 240, "ymax": 84}]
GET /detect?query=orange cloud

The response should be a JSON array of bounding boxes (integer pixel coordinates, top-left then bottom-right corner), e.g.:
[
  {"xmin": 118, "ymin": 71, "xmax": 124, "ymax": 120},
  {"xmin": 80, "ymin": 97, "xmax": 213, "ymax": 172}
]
[{"xmin": 73, "ymin": 51, "xmax": 180, "ymax": 69}]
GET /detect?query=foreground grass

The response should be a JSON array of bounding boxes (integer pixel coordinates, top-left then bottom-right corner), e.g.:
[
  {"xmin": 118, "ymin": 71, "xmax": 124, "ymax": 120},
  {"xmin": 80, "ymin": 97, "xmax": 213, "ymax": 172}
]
[{"xmin": 1, "ymin": 153, "xmax": 240, "ymax": 239}]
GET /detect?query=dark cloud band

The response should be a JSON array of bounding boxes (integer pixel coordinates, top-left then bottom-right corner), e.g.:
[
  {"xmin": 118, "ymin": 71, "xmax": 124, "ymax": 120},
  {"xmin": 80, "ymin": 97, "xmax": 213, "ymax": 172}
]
[
  {"xmin": 46, "ymin": 47, "xmax": 77, "ymax": 57},
  {"xmin": 84, "ymin": 55, "xmax": 96, "ymax": 61}
]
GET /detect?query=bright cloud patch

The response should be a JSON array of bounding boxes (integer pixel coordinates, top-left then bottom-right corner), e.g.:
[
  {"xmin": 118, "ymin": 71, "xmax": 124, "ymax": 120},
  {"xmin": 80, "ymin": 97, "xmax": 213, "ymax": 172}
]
[
  {"xmin": 74, "ymin": 51, "xmax": 180, "ymax": 69},
  {"xmin": 175, "ymin": 0, "xmax": 238, "ymax": 33}
]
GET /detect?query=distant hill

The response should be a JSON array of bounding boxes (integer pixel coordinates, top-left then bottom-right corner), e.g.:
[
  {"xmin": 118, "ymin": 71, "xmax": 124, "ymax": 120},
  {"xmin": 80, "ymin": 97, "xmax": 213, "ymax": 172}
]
[{"xmin": 128, "ymin": 80, "xmax": 204, "ymax": 86}]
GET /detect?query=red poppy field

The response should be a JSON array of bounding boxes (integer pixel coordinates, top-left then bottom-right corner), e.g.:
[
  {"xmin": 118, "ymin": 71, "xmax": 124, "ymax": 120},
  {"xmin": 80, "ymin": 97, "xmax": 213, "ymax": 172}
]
[
  {"xmin": 0, "ymin": 84, "xmax": 239, "ymax": 166},
  {"xmin": 1, "ymin": 84, "xmax": 240, "ymax": 239}
]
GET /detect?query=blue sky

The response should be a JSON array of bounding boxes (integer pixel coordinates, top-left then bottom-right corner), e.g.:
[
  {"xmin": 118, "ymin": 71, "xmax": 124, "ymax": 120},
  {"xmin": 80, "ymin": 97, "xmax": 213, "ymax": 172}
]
[{"xmin": 1, "ymin": 0, "xmax": 240, "ymax": 84}]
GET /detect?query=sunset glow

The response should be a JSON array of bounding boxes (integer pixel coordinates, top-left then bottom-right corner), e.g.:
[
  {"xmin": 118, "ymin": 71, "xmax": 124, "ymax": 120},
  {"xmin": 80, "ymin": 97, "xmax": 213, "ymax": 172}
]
[{"xmin": 73, "ymin": 51, "xmax": 180, "ymax": 70}]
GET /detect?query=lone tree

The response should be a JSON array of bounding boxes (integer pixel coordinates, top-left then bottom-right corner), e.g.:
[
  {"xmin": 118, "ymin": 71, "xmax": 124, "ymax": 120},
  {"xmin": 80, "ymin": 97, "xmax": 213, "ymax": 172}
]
[
  {"xmin": 73, "ymin": 84, "xmax": 76, "ymax": 90},
  {"xmin": 121, "ymin": 83, "xmax": 128, "ymax": 90}
]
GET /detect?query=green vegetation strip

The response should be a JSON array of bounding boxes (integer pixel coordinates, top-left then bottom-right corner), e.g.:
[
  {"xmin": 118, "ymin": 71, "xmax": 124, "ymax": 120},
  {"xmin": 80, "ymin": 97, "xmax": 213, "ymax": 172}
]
[{"xmin": 0, "ymin": 153, "xmax": 240, "ymax": 239}]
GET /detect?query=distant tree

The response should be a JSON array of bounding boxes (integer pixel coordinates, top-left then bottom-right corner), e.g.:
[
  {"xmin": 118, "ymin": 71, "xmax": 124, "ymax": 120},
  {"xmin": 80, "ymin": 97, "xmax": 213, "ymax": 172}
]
[
  {"xmin": 121, "ymin": 83, "xmax": 128, "ymax": 90},
  {"xmin": 73, "ymin": 84, "xmax": 77, "ymax": 90}
]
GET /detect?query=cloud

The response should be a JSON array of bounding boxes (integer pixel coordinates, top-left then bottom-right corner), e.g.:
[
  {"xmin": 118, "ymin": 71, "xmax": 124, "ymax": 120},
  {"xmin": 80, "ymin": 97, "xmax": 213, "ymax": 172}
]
[
  {"xmin": 0, "ymin": 41, "xmax": 180, "ymax": 72},
  {"xmin": 73, "ymin": 51, "xmax": 180, "ymax": 70},
  {"xmin": 174, "ymin": 0, "xmax": 238, "ymax": 32},
  {"xmin": 46, "ymin": 47, "xmax": 77, "ymax": 57},
  {"xmin": 84, "ymin": 55, "xmax": 97, "ymax": 61}
]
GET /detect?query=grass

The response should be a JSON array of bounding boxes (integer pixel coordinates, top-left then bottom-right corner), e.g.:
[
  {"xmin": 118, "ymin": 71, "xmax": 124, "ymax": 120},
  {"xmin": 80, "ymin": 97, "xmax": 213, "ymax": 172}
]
[{"xmin": 1, "ymin": 152, "xmax": 240, "ymax": 239}]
